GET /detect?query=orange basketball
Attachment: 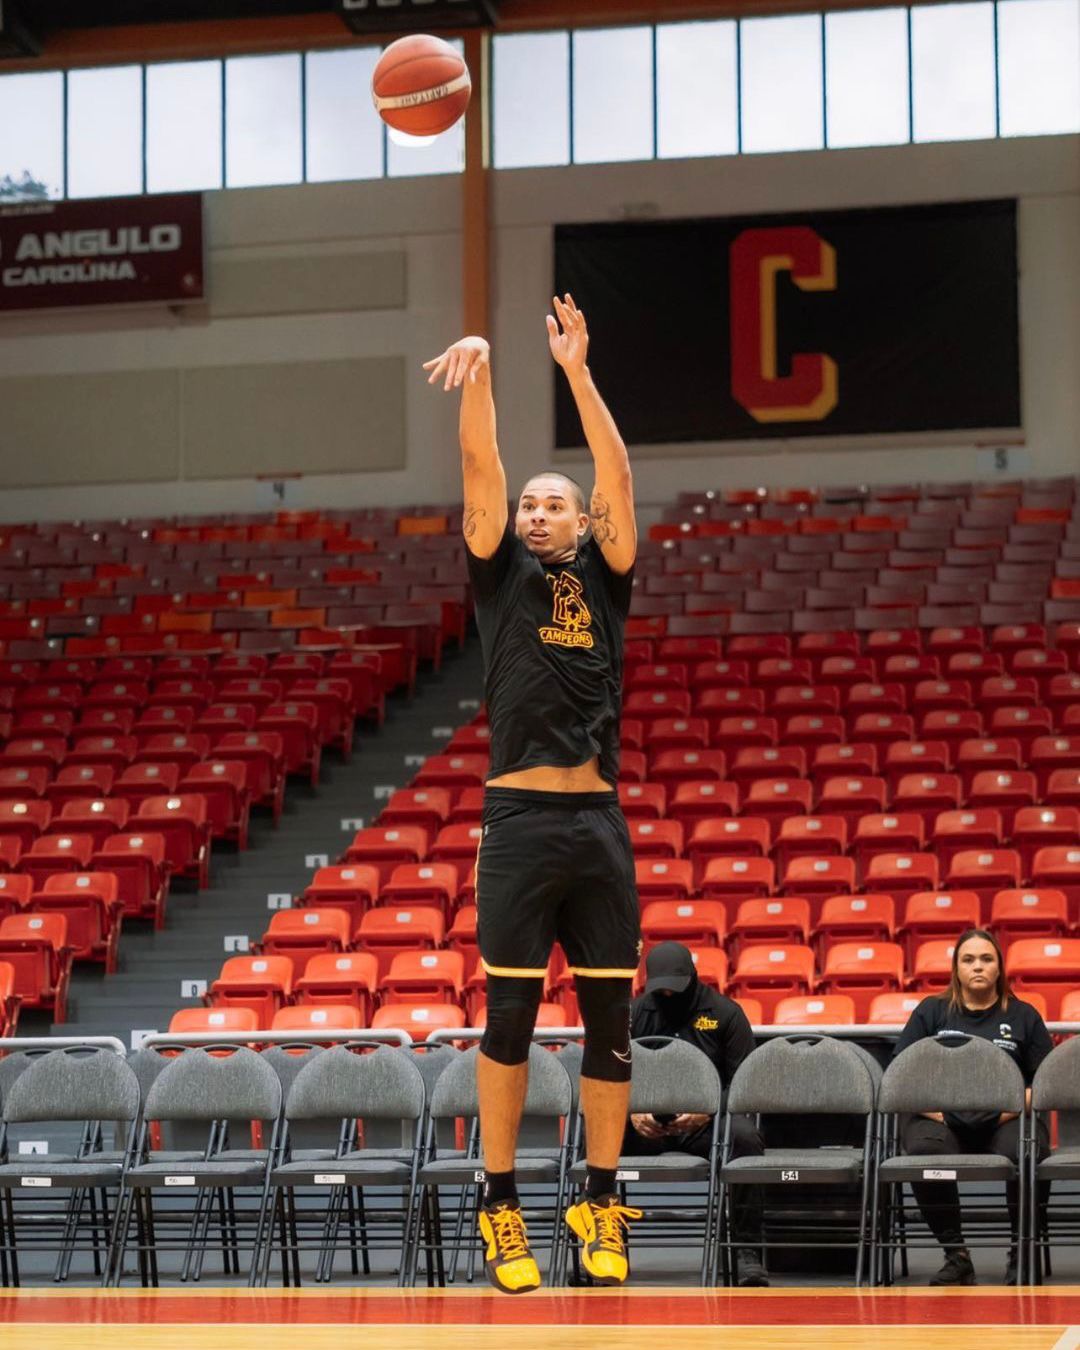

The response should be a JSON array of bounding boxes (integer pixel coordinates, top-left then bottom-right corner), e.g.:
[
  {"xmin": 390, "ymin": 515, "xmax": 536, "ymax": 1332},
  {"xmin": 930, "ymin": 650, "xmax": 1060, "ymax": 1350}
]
[{"xmin": 371, "ymin": 34, "xmax": 472, "ymax": 137}]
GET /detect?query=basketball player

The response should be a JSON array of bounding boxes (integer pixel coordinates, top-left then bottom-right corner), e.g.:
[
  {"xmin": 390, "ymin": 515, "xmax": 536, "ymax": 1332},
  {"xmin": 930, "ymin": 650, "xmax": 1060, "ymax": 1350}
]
[{"xmin": 423, "ymin": 294, "xmax": 640, "ymax": 1294}]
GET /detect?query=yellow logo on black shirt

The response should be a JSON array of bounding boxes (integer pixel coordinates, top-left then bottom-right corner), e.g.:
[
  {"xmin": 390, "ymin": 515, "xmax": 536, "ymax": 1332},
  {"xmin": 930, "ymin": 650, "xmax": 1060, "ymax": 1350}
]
[
  {"xmin": 539, "ymin": 572, "xmax": 594, "ymax": 649},
  {"xmin": 693, "ymin": 1014, "xmax": 719, "ymax": 1032}
]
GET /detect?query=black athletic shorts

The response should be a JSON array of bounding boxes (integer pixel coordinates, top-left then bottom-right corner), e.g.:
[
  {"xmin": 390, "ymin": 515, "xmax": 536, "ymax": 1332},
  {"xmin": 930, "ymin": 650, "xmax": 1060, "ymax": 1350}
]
[{"xmin": 476, "ymin": 787, "xmax": 641, "ymax": 980}]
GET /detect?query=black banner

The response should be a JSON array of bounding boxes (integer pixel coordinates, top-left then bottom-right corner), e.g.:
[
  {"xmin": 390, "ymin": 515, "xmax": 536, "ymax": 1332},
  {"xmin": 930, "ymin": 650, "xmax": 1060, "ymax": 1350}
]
[{"xmin": 554, "ymin": 199, "xmax": 1020, "ymax": 447}]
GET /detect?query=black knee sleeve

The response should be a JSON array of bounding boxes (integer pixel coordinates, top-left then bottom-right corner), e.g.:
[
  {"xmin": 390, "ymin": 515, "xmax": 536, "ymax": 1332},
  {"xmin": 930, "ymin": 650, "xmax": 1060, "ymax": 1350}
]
[
  {"xmin": 576, "ymin": 976, "xmax": 633, "ymax": 1083},
  {"xmin": 479, "ymin": 974, "xmax": 544, "ymax": 1066}
]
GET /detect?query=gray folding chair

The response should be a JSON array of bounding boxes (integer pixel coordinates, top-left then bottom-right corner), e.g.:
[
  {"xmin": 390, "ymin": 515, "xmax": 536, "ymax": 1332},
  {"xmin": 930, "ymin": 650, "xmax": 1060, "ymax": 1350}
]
[
  {"xmin": 563, "ymin": 1036, "xmax": 722, "ymax": 1287},
  {"xmin": 410, "ymin": 1044, "xmax": 572, "ymax": 1288},
  {"xmin": 257, "ymin": 1044, "xmax": 425, "ymax": 1287},
  {"xmin": 1029, "ymin": 1034, "xmax": 1080, "ymax": 1281},
  {"xmin": 718, "ymin": 1035, "xmax": 877, "ymax": 1286},
  {"xmin": 874, "ymin": 1033, "xmax": 1028, "ymax": 1285},
  {"xmin": 0, "ymin": 1047, "xmax": 139, "ymax": 1287},
  {"xmin": 109, "ymin": 1047, "xmax": 282, "ymax": 1287}
]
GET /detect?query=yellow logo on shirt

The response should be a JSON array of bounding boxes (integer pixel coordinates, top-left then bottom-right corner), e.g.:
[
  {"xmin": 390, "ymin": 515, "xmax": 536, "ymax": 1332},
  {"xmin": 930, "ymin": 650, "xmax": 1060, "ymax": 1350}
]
[
  {"xmin": 693, "ymin": 1014, "xmax": 719, "ymax": 1032},
  {"xmin": 539, "ymin": 572, "xmax": 594, "ymax": 649}
]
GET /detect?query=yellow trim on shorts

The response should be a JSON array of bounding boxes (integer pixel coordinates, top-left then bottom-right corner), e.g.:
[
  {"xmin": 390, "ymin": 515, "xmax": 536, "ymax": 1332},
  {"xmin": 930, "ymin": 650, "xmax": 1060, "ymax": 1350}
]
[
  {"xmin": 567, "ymin": 966, "xmax": 639, "ymax": 978},
  {"xmin": 480, "ymin": 958, "xmax": 549, "ymax": 978}
]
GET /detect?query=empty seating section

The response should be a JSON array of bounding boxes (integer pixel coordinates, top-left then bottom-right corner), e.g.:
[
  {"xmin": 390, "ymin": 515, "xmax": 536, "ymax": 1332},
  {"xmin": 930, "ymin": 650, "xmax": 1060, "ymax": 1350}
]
[{"xmin": 0, "ymin": 507, "xmax": 468, "ymax": 1033}]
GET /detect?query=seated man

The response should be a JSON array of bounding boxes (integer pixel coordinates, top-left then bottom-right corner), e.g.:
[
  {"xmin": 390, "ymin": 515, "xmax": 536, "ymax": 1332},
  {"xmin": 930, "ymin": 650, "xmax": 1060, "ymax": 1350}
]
[{"xmin": 624, "ymin": 940, "xmax": 767, "ymax": 1286}]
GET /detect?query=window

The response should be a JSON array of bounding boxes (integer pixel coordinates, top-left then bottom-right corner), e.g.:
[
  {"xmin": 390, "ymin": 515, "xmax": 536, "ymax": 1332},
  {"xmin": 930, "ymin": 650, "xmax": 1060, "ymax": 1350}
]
[
  {"xmin": 740, "ymin": 15, "xmax": 825, "ymax": 154},
  {"xmin": 146, "ymin": 61, "xmax": 223, "ymax": 193},
  {"xmin": 306, "ymin": 47, "xmax": 384, "ymax": 182},
  {"xmin": 911, "ymin": 2, "xmax": 997, "ymax": 143},
  {"xmin": 656, "ymin": 20, "xmax": 738, "ymax": 159},
  {"xmin": 67, "ymin": 65, "xmax": 143, "ymax": 198},
  {"xmin": 825, "ymin": 9, "xmax": 910, "ymax": 148},
  {"xmin": 492, "ymin": 31, "xmax": 570, "ymax": 169},
  {"xmin": 998, "ymin": 0, "xmax": 1080, "ymax": 137},
  {"xmin": 0, "ymin": 72, "xmax": 63, "ymax": 199},
  {"xmin": 225, "ymin": 54, "xmax": 303, "ymax": 188},
  {"xmin": 571, "ymin": 26, "xmax": 654, "ymax": 164}
]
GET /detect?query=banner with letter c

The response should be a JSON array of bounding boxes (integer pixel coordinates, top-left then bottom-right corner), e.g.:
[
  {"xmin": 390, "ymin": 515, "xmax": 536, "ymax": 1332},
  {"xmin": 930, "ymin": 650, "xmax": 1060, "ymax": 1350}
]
[{"xmin": 554, "ymin": 199, "xmax": 1019, "ymax": 446}]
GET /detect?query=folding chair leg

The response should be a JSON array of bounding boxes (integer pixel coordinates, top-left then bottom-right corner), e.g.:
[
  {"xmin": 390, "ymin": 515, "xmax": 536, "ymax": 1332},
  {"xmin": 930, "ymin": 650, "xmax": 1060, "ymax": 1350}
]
[
  {"xmin": 346, "ymin": 1188, "xmax": 362, "ymax": 1277},
  {"xmin": 315, "ymin": 1185, "xmax": 345, "ymax": 1283},
  {"xmin": 54, "ymin": 1187, "xmax": 85, "ymax": 1283},
  {"xmin": 1, "ymin": 1188, "xmax": 19, "ymax": 1288}
]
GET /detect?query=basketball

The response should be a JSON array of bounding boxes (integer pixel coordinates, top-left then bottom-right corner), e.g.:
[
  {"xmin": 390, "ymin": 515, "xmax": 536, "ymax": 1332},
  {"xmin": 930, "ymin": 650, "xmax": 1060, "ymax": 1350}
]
[{"xmin": 371, "ymin": 34, "xmax": 472, "ymax": 137}]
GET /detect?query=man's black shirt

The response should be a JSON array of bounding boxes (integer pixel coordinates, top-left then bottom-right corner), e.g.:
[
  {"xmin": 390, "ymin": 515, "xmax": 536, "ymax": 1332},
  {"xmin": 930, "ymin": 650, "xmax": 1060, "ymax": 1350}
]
[
  {"xmin": 466, "ymin": 523, "xmax": 633, "ymax": 785},
  {"xmin": 630, "ymin": 982, "xmax": 756, "ymax": 1089}
]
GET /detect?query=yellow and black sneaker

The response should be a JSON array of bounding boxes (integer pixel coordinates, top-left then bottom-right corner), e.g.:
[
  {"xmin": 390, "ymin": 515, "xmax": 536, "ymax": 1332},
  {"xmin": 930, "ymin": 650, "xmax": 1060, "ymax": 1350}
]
[
  {"xmin": 478, "ymin": 1202, "xmax": 542, "ymax": 1295},
  {"xmin": 564, "ymin": 1194, "xmax": 643, "ymax": 1285}
]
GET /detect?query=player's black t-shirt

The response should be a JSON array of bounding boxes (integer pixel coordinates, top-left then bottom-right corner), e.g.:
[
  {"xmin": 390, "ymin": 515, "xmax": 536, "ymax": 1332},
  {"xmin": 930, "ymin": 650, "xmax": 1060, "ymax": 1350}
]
[{"xmin": 466, "ymin": 522, "xmax": 633, "ymax": 785}]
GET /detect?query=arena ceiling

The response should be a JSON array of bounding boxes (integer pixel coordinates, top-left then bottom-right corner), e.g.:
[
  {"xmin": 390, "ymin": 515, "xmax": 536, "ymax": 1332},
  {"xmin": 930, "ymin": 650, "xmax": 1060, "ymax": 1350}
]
[{"xmin": 0, "ymin": 0, "xmax": 943, "ymax": 65}]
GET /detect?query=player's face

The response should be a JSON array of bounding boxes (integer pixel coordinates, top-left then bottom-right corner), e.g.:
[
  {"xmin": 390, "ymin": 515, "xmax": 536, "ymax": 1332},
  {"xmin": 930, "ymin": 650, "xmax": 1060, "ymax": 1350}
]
[{"xmin": 516, "ymin": 477, "xmax": 588, "ymax": 563}]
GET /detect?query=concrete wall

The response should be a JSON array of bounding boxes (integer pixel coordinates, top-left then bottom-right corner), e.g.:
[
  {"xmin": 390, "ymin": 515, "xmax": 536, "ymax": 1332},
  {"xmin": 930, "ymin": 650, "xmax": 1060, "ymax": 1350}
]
[{"xmin": 0, "ymin": 133, "xmax": 1075, "ymax": 523}]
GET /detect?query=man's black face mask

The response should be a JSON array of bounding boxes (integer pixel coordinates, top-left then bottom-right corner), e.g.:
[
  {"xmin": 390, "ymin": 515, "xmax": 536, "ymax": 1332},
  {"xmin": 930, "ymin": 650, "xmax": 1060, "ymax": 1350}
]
[{"xmin": 656, "ymin": 972, "xmax": 698, "ymax": 1024}]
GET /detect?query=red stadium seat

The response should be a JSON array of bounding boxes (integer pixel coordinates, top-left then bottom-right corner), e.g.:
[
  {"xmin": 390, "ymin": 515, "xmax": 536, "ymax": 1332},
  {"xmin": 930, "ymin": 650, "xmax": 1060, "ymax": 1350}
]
[
  {"xmin": 891, "ymin": 773, "xmax": 962, "ymax": 828},
  {"xmin": 48, "ymin": 797, "xmax": 129, "ymax": 851},
  {"xmin": 342, "ymin": 825, "xmax": 430, "ymax": 886},
  {"xmin": 780, "ymin": 856, "xmax": 856, "ymax": 904},
  {"xmin": 133, "ymin": 733, "xmax": 210, "ymax": 776},
  {"xmin": 294, "ymin": 951, "xmax": 380, "ymax": 1023},
  {"xmin": 380, "ymin": 863, "xmax": 460, "ymax": 921},
  {"xmin": 1, "ymin": 736, "xmax": 66, "ymax": 774},
  {"xmin": 66, "ymin": 733, "xmax": 137, "ymax": 773},
  {"xmin": 882, "ymin": 740, "xmax": 952, "ymax": 788},
  {"xmin": 868, "ymin": 991, "xmax": 923, "ymax": 1025},
  {"xmin": 863, "ymin": 852, "xmax": 940, "ymax": 905},
  {"xmin": 377, "ymin": 787, "xmax": 452, "ymax": 835},
  {"xmin": 112, "ymin": 761, "xmax": 181, "ymax": 808},
  {"xmin": 911, "ymin": 679, "xmax": 973, "ymax": 716},
  {"xmin": 640, "ymin": 899, "xmax": 726, "ymax": 951},
  {"xmin": 371, "ymin": 1002, "xmax": 466, "ymax": 1035},
  {"xmin": 428, "ymin": 823, "xmax": 484, "ymax": 870},
  {"xmin": 0, "ymin": 960, "xmax": 19, "ymax": 1037},
  {"xmin": 257, "ymin": 701, "xmax": 321, "ymax": 786},
  {"xmin": 773, "ymin": 815, "xmax": 847, "ymax": 873},
  {"xmin": 729, "ymin": 746, "xmax": 807, "ymax": 786},
  {"xmin": 772, "ymin": 994, "xmax": 856, "ymax": 1026},
  {"xmin": 851, "ymin": 813, "xmax": 925, "ymax": 878},
  {"xmin": 899, "ymin": 890, "xmax": 982, "ymax": 964},
  {"xmin": 618, "ymin": 782, "xmax": 667, "ymax": 819},
  {"xmin": 728, "ymin": 944, "xmax": 815, "ymax": 1022},
  {"xmin": 1044, "ymin": 769, "xmax": 1080, "ymax": 812},
  {"xmin": 728, "ymin": 897, "xmax": 810, "ymax": 958},
  {"xmin": 354, "ymin": 906, "xmax": 444, "ymax": 981},
  {"xmin": 711, "ymin": 715, "xmax": 778, "ymax": 752},
  {"xmin": 301, "ymin": 864, "xmax": 379, "ymax": 932},
  {"xmin": 135, "ymin": 794, "xmax": 211, "ymax": 888},
  {"xmin": 929, "ymin": 809, "xmax": 1005, "ymax": 872},
  {"xmin": 689, "ymin": 815, "xmax": 770, "ymax": 874},
  {"xmin": 820, "ymin": 941, "xmax": 905, "ymax": 1020},
  {"xmin": 955, "ymin": 737, "xmax": 1023, "ymax": 790},
  {"xmin": 31, "ymin": 871, "xmax": 121, "ymax": 970},
  {"xmin": 990, "ymin": 889, "xmax": 1069, "ymax": 954},
  {"xmin": 1029, "ymin": 847, "xmax": 1080, "ymax": 926},
  {"xmin": 634, "ymin": 858, "xmax": 695, "ymax": 904},
  {"xmin": 0, "ymin": 912, "xmax": 72, "ymax": 1022},
  {"xmin": 213, "ymin": 731, "xmax": 286, "ymax": 824},
  {"xmin": 644, "ymin": 716, "xmax": 710, "ymax": 753},
  {"xmin": 685, "ymin": 946, "xmax": 729, "ymax": 996},
  {"xmin": 966, "ymin": 771, "xmax": 1037, "ymax": 833},
  {"xmin": 816, "ymin": 775, "xmax": 887, "ymax": 828},
  {"xmin": 0, "ymin": 799, "xmax": 51, "ymax": 850},
  {"xmin": 20, "ymin": 832, "xmax": 95, "ymax": 890},
  {"xmin": 731, "ymin": 995, "xmax": 763, "ymax": 1024},
  {"xmin": 259, "ymin": 907, "xmax": 351, "ymax": 982},
  {"xmin": 699, "ymin": 856, "xmax": 775, "ymax": 908},
  {"xmin": 740, "ymin": 778, "xmax": 813, "ymax": 836},
  {"xmin": 910, "ymin": 939, "xmax": 958, "ymax": 992},
  {"xmin": 1029, "ymin": 739, "xmax": 1080, "ymax": 795},
  {"xmin": 666, "ymin": 780, "xmax": 739, "ymax": 829},
  {"xmin": 411, "ymin": 754, "xmax": 488, "ymax": 790},
  {"xmin": 0, "ymin": 873, "xmax": 33, "ymax": 922},
  {"xmin": 1008, "ymin": 938, "xmax": 1080, "ymax": 1019},
  {"xmin": 208, "ymin": 954, "xmax": 294, "ymax": 1025},
  {"xmin": 181, "ymin": 761, "xmax": 251, "ymax": 849},
  {"xmin": 780, "ymin": 714, "xmax": 845, "ymax": 751},
  {"xmin": 381, "ymin": 949, "xmax": 466, "ymax": 1006},
  {"xmin": 624, "ymin": 689, "xmax": 692, "ymax": 723},
  {"xmin": 811, "ymin": 742, "xmax": 879, "ymax": 786},
  {"xmin": 91, "ymin": 830, "xmax": 169, "ymax": 927},
  {"xmin": 168, "ymin": 1006, "xmax": 258, "ymax": 1039},
  {"xmin": 649, "ymin": 749, "xmax": 728, "ymax": 787},
  {"xmin": 919, "ymin": 710, "xmax": 984, "ymax": 757},
  {"xmin": 813, "ymin": 893, "xmax": 895, "ymax": 959},
  {"xmin": 943, "ymin": 849, "xmax": 1023, "ymax": 923},
  {"xmin": 627, "ymin": 818, "xmax": 684, "ymax": 859},
  {"xmin": 43, "ymin": 764, "xmax": 116, "ymax": 812}
]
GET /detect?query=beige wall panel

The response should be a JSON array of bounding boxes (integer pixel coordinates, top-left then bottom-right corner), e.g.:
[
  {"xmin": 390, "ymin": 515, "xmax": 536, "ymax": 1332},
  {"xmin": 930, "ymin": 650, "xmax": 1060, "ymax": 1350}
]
[
  {"xmin": 181, "ymin": 357, "xmax": 406, "ymax": 479},
  {"xmin": 209, "ymin": 251, "xmax": 407, "ymax": 318},
  {"xmin": 0, "ymin": 369, "xmax": 179, "ymax": 487}
]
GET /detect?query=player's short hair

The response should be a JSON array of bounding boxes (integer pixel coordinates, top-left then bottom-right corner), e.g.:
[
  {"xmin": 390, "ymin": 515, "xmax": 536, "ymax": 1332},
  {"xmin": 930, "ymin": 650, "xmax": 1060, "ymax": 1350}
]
[{"xmin": 520, "ymin": 471, "xmax": 588, "ymax": 516}]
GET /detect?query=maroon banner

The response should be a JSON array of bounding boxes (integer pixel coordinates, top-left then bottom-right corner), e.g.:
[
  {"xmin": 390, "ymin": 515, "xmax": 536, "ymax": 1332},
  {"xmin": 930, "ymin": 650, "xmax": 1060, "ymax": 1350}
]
[{"xmin": 0, "ymin": 192, "xmax": 203, "ymax": 312}]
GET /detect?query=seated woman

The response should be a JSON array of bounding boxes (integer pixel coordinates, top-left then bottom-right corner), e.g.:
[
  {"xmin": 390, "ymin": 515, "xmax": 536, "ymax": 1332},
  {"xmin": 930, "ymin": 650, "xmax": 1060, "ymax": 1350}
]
[{"xmin": 893, "ymin": 927, "xmax": 1052, "ymax": 1286}]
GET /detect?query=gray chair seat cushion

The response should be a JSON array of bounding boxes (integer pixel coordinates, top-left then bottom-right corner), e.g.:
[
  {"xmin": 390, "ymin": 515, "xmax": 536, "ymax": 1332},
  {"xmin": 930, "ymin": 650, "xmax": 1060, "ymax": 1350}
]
[
  {"xmin": 722, "ymin": 1147, "xmax": 864, "ymax": 1181},
  {"xmin": 0, "ymin": 1161, "xmax": 124, "ymax": 1188},
  {"xmin": 125, "ymin": 1156, "xmax": 271, "ymax": 1186},
  {"xmin": 271, "ymin": 1157, "xmax": 413, "ymax": 1185},
  {"xmin": 879, "ymin": 1152, "xmax": 1016, "ymax": 1182},
  {"xmin": 419, "ymin": 1155, "xmax": 559, "ymax": 1185},
  {"xmin": 569, "ymin": 1152, "xmax": 710, "ymax": 1181},
  {"xmin": 1036, "ymin": 1148, "xmax": 1080, "ymax": 1179}
]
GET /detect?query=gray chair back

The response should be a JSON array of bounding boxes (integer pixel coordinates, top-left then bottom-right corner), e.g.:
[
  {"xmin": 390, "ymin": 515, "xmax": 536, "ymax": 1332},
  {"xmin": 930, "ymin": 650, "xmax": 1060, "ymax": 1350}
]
[
  {"xmin": 727, "ymin": 1036, "xmax": 874, "ymax": 1116},
  {"xmin": 144, "ymin": 1048, "xmax": 281, "ymax": 1125},
  {"xmin": 879, "ymin": 1033, "xmax": 1026, "ymax": 1116},
  {"xmin": 628, "ymin": 1038, "xmax": 723, "ymax": 1116},
  {"xmin": 1032, "ymin": 1036, "xmax": 1080, "ymax": 1113},
  {"xmin": 262, "ymin": 1045, "xmax": 335, "ymax": 1150},
  {"xmin": 430, "ymin": 1045, "xmax": 572, "ymax": 1121},
  {"xmin": 4, "ymin": 1047, "xmax": 140, "ymax": 1125},
  {"xmin": 366, "ymin": 1043, "xmax": 460, "ymax": 1149},
  {"xmin": 0, "ymin": 1052, "xmax": 37, "ymax": 1113},
  {"xmin": 285, "ymin": 1045, "xmax": 425, "ymax": 1123}
]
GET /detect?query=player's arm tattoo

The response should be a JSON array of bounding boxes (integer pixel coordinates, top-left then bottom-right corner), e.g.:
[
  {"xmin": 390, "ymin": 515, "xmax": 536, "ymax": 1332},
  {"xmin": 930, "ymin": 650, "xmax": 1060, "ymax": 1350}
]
[
  {"xmin": 463, "ymin": 503, "xmax": 487, "ymax": 541},
  {"xmin": 590, "ymin": 491, "xmax": 618, "ymax": 546}
]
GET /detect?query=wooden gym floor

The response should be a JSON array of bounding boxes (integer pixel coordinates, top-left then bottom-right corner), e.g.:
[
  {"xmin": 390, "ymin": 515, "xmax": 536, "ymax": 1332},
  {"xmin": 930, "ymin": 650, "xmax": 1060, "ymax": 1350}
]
[{"xmin": 3, "ymin": 1288, "xmax": 1080, "ymax": 1350}]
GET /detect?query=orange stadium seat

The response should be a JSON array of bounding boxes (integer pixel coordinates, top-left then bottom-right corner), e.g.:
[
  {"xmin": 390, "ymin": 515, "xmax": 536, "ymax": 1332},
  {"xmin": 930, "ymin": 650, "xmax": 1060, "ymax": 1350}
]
[
  {"xmin": 868, "ymin": 991, "xmax": 924, "ymax": 1025},
  {"xmin": 135, "ymin": 794, "xmax": 211, "ymax": 888},
  {"xmin": 1008, "ymin": 938, "xmax": 1080, "ymax": 1019},
  {"xmin": 813, "ymin": 893, "xmax": 896, "ymax": 959},
  {"xmin": 910, "ymin": 939, "xmax": 957, "ymax": 993},
  {"xmin": 898, "ymin": 891, "xmax": 982, "ymax": 965},
  {"xmin": 380, "ymin": 863, "xmax": 460, "ymax": 920},
  {"xmin": 990, "ymin": 889, "xmax": 1069, "ymax": 953},
  {"xmin": 259, "ymin": 907, "xmax": 352, "ymax": 982},
  {"xmin": 773, "ymin": 815, "xmax": 847, "ymax": 872},
  {"xmin": 376, "ymin": 787, "xmax": 453, "ymax": 834},
  {"xmin": 208, "ymin": 955, "xmax": 294, "ymax": 1025},
  {"xmin": 31, "ymin": 871, "xmax": 122, "ymax": 971},
  {"xmin": 727, "ymin": 944, "xmax": 814, "ymax": 1022},
  {"xmin": 819, "ymin": 941, "xmax": 905, "ymax": 1020},
  {"xmin": 728, "ymin": 897, "xmax": 810, "ymax": 958},
  {"xmin": 181, "ymin": 760, "xmax": 252, "ymax": 849},
  {"xmin": 772, "ymin": 994, "xmax": 857, "ymax": 1026},
  {"xmin": 371, "ymin": 1002, "xmax": 466, "ymax": 1036},
  {"xmin": 0, "ymin": 912, "xmax": 71, "ymax": 1022},
  {"xmin": 640, "ymin": 899, "xmax": 727, "ymax": 952},
  {"xmin": 863, "ymin": 852, "xmax": 940, "ymax": 905},
  {"xmin": 634, "ymin": 858, "xmax": 694, "ymax": 904},
  {"xmin": 354, "ymin": 906, "xmax": 444, "ymax": 981},
  {"xmin": 169, "ymin": 1006, "xmax": 259, "ymax": 1037},
  {"xmin": 270, "ymin": 1004, "xmax": 363, "ymax": 1038},
  {"xmin": 666, "ymin": 779, "xmax": 739, "ymax": 829},
  {"xmin": 342, "ymin": 825, "xmax": 430, "ymax": 885},
  {"xmin": 90, "ymin": 830, "xmax": 169, "ymax": 927},
  {"xmin": 942, "ymin": 849, "xmax": 1023, "ymax": 922},
  {"xmin": 381, "ymin": 949, "xmax": 466, "ymax": 1007},
  {"xmin": 294, "ymin": 951, "xmax": 380, "ymax": 1024}
]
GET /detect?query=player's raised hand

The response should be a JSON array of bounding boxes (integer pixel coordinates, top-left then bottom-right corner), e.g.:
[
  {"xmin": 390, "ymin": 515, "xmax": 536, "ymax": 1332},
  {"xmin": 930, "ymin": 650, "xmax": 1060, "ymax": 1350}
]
[
  {"xmin": 546, "ymin": 293, "xmax": 589, "ymax": 375},
  {"xmin": 423, "ymin": 335, "xmax": 490, "ymax": 391}
]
